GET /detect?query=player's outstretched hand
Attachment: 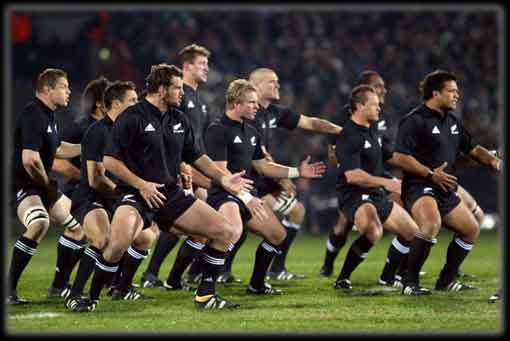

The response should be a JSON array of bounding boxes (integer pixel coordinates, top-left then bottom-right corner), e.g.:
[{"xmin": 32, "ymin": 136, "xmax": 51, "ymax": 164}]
[
  {"xmin": 221, "ymin": 170, "xmax": 254, "ymax": 195},
  {"xmin": 298, "ymin": 155, "xmax": 327, "ymax": 178}
]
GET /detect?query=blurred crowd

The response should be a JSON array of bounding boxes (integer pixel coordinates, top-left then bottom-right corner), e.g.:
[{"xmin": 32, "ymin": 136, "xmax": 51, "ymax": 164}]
[{"xmin": 11, "ymin": 9, "xmax": 502, "ymax": 233}]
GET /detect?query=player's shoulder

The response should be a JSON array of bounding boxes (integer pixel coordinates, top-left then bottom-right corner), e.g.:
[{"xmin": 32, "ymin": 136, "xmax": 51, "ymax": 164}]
[{"xmin": 399, "ymin": 105, "xmax": 424, "ymax": 126}]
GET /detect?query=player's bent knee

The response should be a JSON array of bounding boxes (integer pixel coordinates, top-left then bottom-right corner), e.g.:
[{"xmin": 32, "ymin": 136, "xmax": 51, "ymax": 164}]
[
  {"xmin": 365, "ymin": 223, "xmax": 383, "ymax": 243},
  {"xmin": 25, "ymin": 219, "xmax": 50, "ymax": 242}
]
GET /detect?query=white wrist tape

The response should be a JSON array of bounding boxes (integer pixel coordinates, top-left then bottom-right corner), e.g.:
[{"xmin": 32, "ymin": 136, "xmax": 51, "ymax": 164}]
[
  {"xmin": 184, "ymin": 188, "xmax": 194, "ymax": 196},
  {"xmin": 237, "ymin": 191, "xmax": 254, "ymax": 205},
  {"xmin": 288, "ymin": 167, "xmax": 300, "ymax": 179}
]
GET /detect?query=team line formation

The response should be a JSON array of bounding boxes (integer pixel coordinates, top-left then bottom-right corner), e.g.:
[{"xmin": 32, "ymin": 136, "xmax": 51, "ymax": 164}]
[{"xmin": 8, "ymin": 44, "xmax": 503, "ymax": 312}]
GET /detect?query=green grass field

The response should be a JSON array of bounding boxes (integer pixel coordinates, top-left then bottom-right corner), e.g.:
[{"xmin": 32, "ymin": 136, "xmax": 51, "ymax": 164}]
[{"xmin": 6, "ymin": 229, "xmax": 503, "ymax": 335}]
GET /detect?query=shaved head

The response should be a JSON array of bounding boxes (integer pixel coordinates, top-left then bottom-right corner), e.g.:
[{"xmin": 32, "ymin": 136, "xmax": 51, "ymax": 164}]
[{"xmin": 249, "ymin": 68, "xmax": 276, "ymax": 85}]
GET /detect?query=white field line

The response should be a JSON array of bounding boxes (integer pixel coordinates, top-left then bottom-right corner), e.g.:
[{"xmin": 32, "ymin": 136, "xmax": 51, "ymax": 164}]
[{"xmin": 8, "ymin": 312, "xmax": 62, "ymax": 320}]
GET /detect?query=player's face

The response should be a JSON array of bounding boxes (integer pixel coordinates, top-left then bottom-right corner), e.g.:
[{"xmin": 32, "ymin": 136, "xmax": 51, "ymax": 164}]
[
  {"xmin": 239, "ymin": 90, "xmax": 259, "ymax": 120},
  {"xmin": 189, "ymin": 55, "xmax": 209, "ymax": 84},
  {"xmin": 259, "ymin": 72, "xmax": 280, "ymax": 102},
  {"xmin": 368, "ymin": 75, "xmax": 386, "ymax": 105},
  {"xmin": 166, "ymin": 76, "xmax": 184, "ymax": 107},
  {"xmin": 49, "ymin": 77, "xmax": 71, "ymax": 107},
  {"xmin": 119, "ymin": 90, "xmax": 138, "ymax": 111},
  {"xmin": 437, "ymin": 80, "xmax": 459, "ymax": 111},
  {"xmin": 363, "ymin": 92, "xmax": 381, "ymax": 123}
]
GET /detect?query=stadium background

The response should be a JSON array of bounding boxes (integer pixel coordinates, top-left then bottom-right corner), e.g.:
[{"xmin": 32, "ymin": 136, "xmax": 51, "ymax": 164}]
[{"xmin": 8, "ymin": 6, "xmax": 503, "ymax": 235}]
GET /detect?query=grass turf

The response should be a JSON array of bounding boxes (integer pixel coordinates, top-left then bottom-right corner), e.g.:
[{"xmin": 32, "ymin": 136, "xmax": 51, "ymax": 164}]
[{"xmin": 5, "ymin": 229, "xmax": 503, "ymax": 335}]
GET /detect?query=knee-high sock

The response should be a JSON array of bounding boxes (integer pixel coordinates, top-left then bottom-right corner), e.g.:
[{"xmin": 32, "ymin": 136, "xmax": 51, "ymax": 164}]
[
  {"xmin": 403, "ymin": 232, "xmax": 437, "ymax": 286},
  {"xmin": 9, "ymin": 236, "xmax": 38, "ymax": 293},
  {"xmin": 439, "ymin": 236, "xmax": 473, "ymax": 285},
  {"xmin": 322, "ymin": 229, "xmax": 348, "ymax": 270},
  {"xmin": 89, "ymin": 256, "xmax": 119, "ymax": 301},
  {"xmin": 69, "ymin": 246, "xmax": 101, "ymax": 298},
  {"xmin": 379, "ymin": 236, "xmax": 411, "ymax": 282},
  {"xmin": 115, "ymin": 245, "xmax": 148, "ymax": 292},
  {"xmin": 145, "ymin": 231, "xmax": 179, "ymax": 276},
  {"xmin": 195, "ymin": 245, "xmax": 226, "ymax": 297},
  {"xmin": 269, "ymin": 219, "xmax": 299, "ymax": 273},
  {"xmin": 223, "ymin": 228, "xmax": 248, "ymax": 274},
  {"xmin": 249, "ymin": 240, "xmax": 282, "ymax": 289},
  {"xmin": 50, "ymin": 235, "xmax": 85, "ymax": 289},
  {"xmin": 337, "ymin": 235, "xmax": 374, "ymax": 281},
  {"xmin": 166, "ymin": 237, "xmax": 204, "ymax": 285}
]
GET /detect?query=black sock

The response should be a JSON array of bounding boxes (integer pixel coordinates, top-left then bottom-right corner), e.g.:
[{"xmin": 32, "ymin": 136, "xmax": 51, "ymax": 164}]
[
  {"xmin": 109, "ymin": 252, "xmax": 127, "ymax": 288},
  {"xmin": 167, "ymin": 238, "xmax": 204, "ymax": 286},
  {"xmin": 269, "ymin": 223, "xmax": 298, "ymax": 273},
  {"xmin": 50, "ymin": 235, "xmax": 84, "ymax": 289},
  {"xmin": 69, "ymin": 246, "xmax": 101, "ymax": 298},
  {"xmin": 323, "ymin": 229, "xmax": 348, "ymax": 270},
  {"xmin": 403, "ymin": 233, "xmax": 436, "ymax": 287},
  {"xmin": 89, "ymin": 256, "xmax": 119, "ymax": 300},
  {"xmin": 224, "ymin": 228, "xmax": 248, "ymax": 273},
  {"xmin": 145, "ymin": 231, "xmax": 179, "ymax": 276},
  {"xmin": 115, "ymin": 246, "xmax": 148, "ymax": 292},
  {"xmin": 380, "ymin": 236, "xmax": 411, "ymax": 282},
  {"xmin": 338, "ymin": 235, "xmax": 374, "ymax": 281},
  {"xmin": 195, "ymin": 245, "xmax": 226, "ymax": 297},
  {"xmin": 9, "ymin": 236, "xmax": 38, "ymax": 294},
  {"xmin": 249, "ymin": 240, "xmax": 280, "ymax": 289},
  {"xmin": 439, "ymin": 236, "xmax": 473, "ymax": 285}
]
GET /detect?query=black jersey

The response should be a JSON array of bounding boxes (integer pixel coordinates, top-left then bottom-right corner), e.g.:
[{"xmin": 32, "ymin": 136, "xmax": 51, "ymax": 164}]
[
  {"xmin": 72, "ymin": 115, "xmax": 116, "ymax": 202},
  {"xmin": 205, "ymin": 115, "xmax": 265, "ymax": 194},
  {"xmin": 12, "ymin": 97, "xmax": 61, "ymax": 189},
  {"xmin": 179, "ymin": 84, "xmax": 210, "ymax": 154},
  {"xmin": 163, "ymin": 107, "xmax": 204, "ymax": 178},
  {"xmin": 252, "ymin": 103, "xmax": 300, "ymax": 151},
  {"xmin": 329, "ymin": 104, "xmax": 392, "ymax": 162},
  {"xmin": 104, "ymin": 98, "xmax": 174, "ymax": 190},
  {"xmin": 395, "ymin": 104, "xmax": 476, "ymax": 191},
  {"xmin": 59, "ymin": 115, "xmax": 98, "ymax": 195},
  {"xmin": 334, "ymin": 118, "xmax": 385, "ymax": 195}
]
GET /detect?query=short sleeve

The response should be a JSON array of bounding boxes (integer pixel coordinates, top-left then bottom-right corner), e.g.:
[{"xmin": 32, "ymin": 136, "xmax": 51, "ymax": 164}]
[
  {"xmin": 457, "ymin": 120, "xmax": 476, "ymax": 154},
  {"xmin": 272, "ymin": 105, "xmax": 300, "ymax": 130},
  {"xmin": 182, "ymin": 120, "xmax": 204, "ymax": 164},
  {"xmin": 205, "ymin": 123, "xmax": 228, "ymax": 161},
  {"xmin": 394, "ymin": 115, "xmax": 419, "ymax": 155},
  {"xmin": 21, "ymin": 110, "xmax": 46, "ymax": 151},
  {"xmin": 335, "ymin": 131, "xmax": 362, "ymax": 172},
  {"xmin": 104, "ymin": 111, "xmax": 138, "ymax": 162},
  {"xmin": 82, "ymin": 124, "xmax": 106, "ymax": 162}
]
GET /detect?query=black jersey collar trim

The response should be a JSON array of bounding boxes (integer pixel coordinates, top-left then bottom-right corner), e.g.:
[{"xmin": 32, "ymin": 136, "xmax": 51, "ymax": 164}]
[
  {"xmin": 221, "ymin": 114, "xmax": 244, "ymax": 128},
  {"xmin": 422, "ymin": 103, "xmax": 450, "ymax": 119}
]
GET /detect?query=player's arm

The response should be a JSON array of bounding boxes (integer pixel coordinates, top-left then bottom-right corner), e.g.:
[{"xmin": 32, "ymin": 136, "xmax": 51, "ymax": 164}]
[
  {"xmin": 52, "ymin": 158, "xmax": 80, "ymax": 180},
  {"xmin": 337, "ymin": 133, "xmax": 398, "ymax": 192},
  {"xmin": 21, "ymin": 149, "xmax": 50, "ymax": 187},
  {"xmin": 190, "ymin": 165, "xmax": 212, "ymax": 189},
  {"xmin": 345, "ymin": 168, "xmax": 400, "ymax": 193},
  {"xmin": 87, "ymin": 160, "xmax": 116, "ymax": 194},
  {"xmin": 55, "ymin": 141, "xmax": 81, "ymax": 159},
  {"xmin": 467, "ymin": 145, "xmax": 502, "ymax": 171},
  {"xmin": 297, "ymin": 115, "xmax": 343, "ymax": 134},
  {"xmin": 252, "ymin": 155, "xmax": 326, "ymax": 179}
]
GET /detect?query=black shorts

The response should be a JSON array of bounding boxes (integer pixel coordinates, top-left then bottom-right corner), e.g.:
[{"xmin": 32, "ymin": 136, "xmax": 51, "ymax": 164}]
[
  {"xmin": 402, "ymin": 182, "xmax": 461, "ymax": 218},
  {"xmin": 207, "ymin": 190, "xmax": 253, "ymax": 224},
  {"xmin": 11, "ymin": 183, "xmax": 63, "ymax": 212},
  {"xmin": 70, "ymin": 196, "xmax": 116, "ymax": 225},
  {"xmin": 114, "ymin": 184, "xmax": 197, "ymax": 229},
  {"xmin": 256, "ymin": 177, "xmax": 282, "ymax": 197},
  {"xmin": 338, "ymin": 189, "xmax": 394, "ymax": 225}
]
